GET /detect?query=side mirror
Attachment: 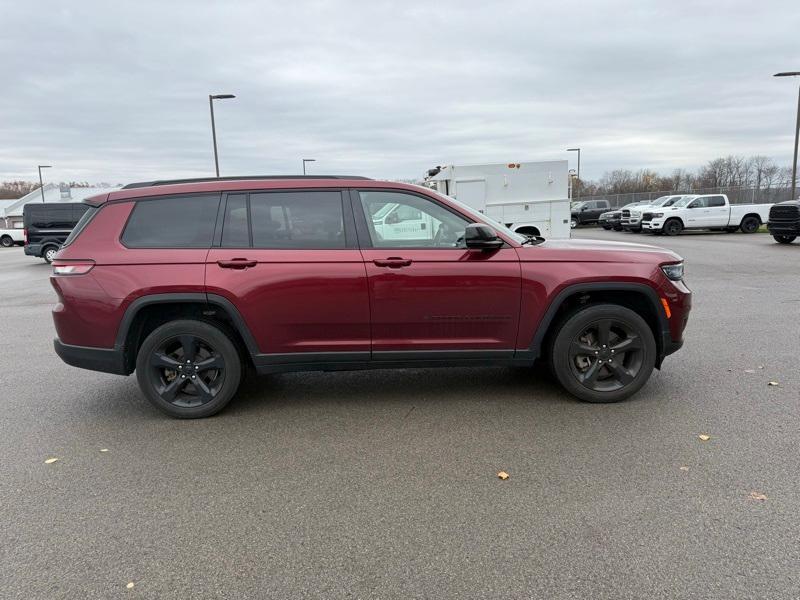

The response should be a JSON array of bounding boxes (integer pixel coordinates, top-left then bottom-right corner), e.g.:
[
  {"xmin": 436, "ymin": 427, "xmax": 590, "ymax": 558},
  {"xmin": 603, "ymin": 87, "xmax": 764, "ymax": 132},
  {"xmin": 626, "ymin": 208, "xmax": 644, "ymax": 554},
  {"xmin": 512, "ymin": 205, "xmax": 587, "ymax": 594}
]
[{"xmin": 464, "ymin": 223, "xmax": 503, "ymax": 250}]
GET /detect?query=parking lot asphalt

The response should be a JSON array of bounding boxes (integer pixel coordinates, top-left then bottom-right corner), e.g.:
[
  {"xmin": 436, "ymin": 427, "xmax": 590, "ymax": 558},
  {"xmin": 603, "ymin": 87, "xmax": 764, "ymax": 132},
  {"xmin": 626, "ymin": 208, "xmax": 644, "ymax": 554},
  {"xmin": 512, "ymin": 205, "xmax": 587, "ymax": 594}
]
[{"xmin": 1, "ymin": 230, "xmax": 799, "ymax": 599}]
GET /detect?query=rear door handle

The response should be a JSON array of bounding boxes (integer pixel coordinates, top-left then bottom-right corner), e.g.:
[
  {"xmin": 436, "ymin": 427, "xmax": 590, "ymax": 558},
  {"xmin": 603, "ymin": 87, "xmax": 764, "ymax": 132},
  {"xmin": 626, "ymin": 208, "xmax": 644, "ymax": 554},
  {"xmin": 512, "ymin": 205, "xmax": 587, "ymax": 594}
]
[
  {"xmin": 217, "ymin": 258, "xmax": 257, "ymax": 269},
  {"xmin": 373, "ymin": 257, "xmax": 412, "ymax": 268}
]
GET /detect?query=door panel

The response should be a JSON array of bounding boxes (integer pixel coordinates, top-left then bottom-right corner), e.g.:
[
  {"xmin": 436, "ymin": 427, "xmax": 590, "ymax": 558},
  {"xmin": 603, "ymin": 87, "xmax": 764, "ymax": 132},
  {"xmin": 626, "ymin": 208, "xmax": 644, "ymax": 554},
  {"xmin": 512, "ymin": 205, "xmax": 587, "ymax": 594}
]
[
  {"xmin": 360, "ymin": 248, "xmax": 521, "ymax": 351},
  {"xmin": 205, "ymin": 190, "xmax": 370, "ymax": 356},
  {"xmin": 354, "ymin": 189, "xmax": 521, "ymax": 352}
]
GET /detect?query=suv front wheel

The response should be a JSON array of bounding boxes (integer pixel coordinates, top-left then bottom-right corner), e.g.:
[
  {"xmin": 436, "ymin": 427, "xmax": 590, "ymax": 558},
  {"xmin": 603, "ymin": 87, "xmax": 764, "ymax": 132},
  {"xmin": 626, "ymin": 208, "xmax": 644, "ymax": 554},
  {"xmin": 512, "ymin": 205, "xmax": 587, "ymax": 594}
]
[
  {"xmin": 550, "ymin": 304, "xmax": 656, "ymax": 403},
  {"xmin": 136, "ymin": 320, "xmax": 242, "ymax": 418}
]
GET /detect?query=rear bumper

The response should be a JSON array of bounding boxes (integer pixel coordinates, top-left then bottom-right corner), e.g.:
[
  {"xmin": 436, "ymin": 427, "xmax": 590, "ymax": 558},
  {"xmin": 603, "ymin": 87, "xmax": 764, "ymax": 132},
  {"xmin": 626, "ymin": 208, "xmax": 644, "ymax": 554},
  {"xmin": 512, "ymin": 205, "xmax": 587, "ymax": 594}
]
[
  {"xmin": 24, "ymin": 243, "xmax": 42, "ymax": 256},
  {"xmin": 54, "ymin": 339, "xmax": 128, "ymax": 375}
]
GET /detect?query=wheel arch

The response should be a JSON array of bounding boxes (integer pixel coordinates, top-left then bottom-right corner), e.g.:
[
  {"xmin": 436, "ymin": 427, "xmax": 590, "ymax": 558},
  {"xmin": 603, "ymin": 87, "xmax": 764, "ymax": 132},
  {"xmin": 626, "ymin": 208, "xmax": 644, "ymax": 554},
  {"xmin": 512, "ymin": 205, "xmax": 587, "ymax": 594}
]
[
  {"xmin": 514, "ymin": 225, "xmax": 541, "ymax": 237},
  {"xmin": 740, "ymin": 212, "xmax": 762, "ymax": 225},
  {"xmin": 528, "ymin": 282, "xmax": 670, "ymax": 368},
  {"xmin": 115, "ymin": 293, "xmax": 259, "ymax": 374}
]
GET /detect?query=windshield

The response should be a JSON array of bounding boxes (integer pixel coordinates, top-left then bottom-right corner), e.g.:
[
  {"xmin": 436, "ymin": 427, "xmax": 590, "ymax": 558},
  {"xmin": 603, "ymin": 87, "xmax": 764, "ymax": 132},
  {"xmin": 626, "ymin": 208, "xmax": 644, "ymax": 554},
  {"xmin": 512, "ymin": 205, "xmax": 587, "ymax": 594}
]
[
  {"xmin": 571, "ymin": 201, "xmax": 586, "ymax": 210},
  {"xmin": 370, "ymin": 203, "xmax": 397, "ymax": 220},
  {"xmin": 428, "ymin": 189, "xmax": 528, "ymax": 244}
]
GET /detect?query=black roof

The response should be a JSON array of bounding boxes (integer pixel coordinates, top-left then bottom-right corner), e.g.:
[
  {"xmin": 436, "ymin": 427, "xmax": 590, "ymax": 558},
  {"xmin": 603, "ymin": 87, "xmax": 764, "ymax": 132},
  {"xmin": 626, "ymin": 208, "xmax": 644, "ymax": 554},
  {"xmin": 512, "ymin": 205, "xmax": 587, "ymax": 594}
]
[{"xmin": 121, "ymin": 175, "xmax": 372, "ymax": 190}]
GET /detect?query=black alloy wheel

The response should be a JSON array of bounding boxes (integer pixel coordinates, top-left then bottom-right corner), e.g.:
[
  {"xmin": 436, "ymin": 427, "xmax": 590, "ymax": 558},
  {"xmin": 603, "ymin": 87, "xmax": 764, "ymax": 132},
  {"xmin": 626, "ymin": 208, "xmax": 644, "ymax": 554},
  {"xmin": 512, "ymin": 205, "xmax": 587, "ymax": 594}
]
[
  {"xmin": 567, "ymin": 319, "xmax": 644, "ymax": 393},
  {"xmin": 136, "ymin": 320, "xmax": 242, "ymax": 418},
  {"xmin": 740, "ymin": 216, "xmax": 760, "ymax": 233},
  {"xmin": 664, "ymin": 219, "xmax": 683, "ymax": 236},
  {"xmin": 550, "ymin": 304, "xmax": 656, "ymax": 403}
]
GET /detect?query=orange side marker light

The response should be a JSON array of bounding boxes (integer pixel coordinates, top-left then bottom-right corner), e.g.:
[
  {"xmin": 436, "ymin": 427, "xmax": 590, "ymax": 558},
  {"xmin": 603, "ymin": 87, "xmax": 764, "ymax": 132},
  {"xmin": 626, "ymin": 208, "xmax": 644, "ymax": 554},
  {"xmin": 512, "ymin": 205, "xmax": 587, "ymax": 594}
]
[{"xmin": 660, "ymin": 297, "xmax": 672, "ymax": 319}]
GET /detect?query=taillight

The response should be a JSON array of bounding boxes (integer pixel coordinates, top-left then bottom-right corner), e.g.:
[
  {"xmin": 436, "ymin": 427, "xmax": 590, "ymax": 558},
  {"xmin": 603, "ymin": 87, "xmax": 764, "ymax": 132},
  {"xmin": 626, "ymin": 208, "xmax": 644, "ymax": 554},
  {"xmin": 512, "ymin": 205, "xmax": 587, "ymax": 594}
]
[
  {"xmin": 52, "ymin": 261, "xmax": 95, "ymax": 276},
  {"xmin": 23, "ymin": 228, "xmax": 28, "ymax": 244}
]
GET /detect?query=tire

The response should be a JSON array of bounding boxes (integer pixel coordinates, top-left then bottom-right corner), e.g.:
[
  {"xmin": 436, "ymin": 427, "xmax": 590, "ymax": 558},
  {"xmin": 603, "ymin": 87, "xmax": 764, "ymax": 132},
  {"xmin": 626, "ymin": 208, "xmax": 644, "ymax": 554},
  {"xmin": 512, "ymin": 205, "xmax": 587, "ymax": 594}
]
[
  {"xmin": 740, "ymin": 216, "xmax": 760, "ymax": 234},
  {"xmin": 549, "ymin": 304, "xmax": 657, "ymax": 403},
  {"xmin": 135, "ymin": 320, "xmax": 242, "ymax": 418},
  {"xmin": 570, "ymin": 218, "xmax": 578, "ymax": 229},
  {"xmin": 664, "ymin": 219, "xmax": 683, "ymax": 236},
  {"xmin": 0, "ymin": 235, "xmax": 13, "ymax": 248},
  {"xmin": 773, "ymin": 234, "xmax": 797, "ymax": 244},
  {"xmin": 602, "ymin": 225, "xmax": 612, "ymax": 230},
  {"xmin": 43, "ymin": 246, "xmax": 59, "ymax": 263},
  {"xmin": 613, "ymin": 224, "xmax": 623, "ymax": 231}
]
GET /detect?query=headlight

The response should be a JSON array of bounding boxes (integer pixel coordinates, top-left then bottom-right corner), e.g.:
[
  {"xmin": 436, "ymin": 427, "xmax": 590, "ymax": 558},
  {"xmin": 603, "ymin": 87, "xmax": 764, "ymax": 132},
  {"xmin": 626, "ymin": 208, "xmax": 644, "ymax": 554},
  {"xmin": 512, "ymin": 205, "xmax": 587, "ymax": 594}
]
[
  {"xmin": 661, "ymin": 262, "xmax": 684, "ymax": 281},
  {"xmin": 652, "ymin": 213, "xmax": 664, "ymax": 218}
]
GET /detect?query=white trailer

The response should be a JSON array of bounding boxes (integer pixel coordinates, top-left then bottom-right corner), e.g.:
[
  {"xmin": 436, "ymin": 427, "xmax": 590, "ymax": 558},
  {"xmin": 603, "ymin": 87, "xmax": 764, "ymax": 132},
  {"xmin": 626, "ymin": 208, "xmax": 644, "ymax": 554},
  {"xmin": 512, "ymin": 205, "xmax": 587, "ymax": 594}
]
[{"xmin": 423, "ymin": 160, "xmax": 571, "ymax": 239}]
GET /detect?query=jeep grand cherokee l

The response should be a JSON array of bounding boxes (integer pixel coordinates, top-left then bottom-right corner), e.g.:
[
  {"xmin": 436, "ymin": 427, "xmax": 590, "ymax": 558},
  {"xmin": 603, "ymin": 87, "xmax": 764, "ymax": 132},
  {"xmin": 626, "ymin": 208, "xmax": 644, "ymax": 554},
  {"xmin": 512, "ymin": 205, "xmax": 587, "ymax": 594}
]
[{"xmin": 51, "ymin": 176, "xmax": 691, "ymax": 418}]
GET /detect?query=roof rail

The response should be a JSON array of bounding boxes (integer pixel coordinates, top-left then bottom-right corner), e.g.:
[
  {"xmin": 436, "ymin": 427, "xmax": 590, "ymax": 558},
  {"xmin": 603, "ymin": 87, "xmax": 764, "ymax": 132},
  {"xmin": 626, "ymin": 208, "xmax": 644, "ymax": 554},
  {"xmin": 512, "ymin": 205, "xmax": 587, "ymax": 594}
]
[{"xmin": 121, "ymin": 175, "xmax": 372, "ymax": 189}]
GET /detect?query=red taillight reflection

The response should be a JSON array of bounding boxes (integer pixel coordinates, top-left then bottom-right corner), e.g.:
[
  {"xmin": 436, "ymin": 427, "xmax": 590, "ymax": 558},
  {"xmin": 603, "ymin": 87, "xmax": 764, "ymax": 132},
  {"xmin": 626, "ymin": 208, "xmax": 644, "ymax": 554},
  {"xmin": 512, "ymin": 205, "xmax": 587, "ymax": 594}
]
[
  {"xmin": 23, "ymin": 229, "xmax": 28, "ymax": 244},
  {"xmin": 52, "ymin": 261, "xmax": 95, "ymax": 276}
]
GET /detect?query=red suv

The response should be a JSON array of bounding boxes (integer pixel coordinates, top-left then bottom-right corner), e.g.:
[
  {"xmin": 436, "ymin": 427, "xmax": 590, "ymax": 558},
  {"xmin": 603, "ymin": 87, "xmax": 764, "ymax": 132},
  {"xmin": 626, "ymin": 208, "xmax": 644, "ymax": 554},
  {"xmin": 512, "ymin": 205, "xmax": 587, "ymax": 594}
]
[{"xmin": 51, "ymin": 176, "xmax": 691, "ymax": 418}]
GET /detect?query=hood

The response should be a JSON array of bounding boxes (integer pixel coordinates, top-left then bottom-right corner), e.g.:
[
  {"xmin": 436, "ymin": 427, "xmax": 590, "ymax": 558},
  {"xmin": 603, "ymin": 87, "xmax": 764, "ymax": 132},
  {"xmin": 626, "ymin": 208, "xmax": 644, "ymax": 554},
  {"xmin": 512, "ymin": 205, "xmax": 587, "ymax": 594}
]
[{"xmin": 517, "ymin": 237, "xmax": 682, "ymax": 263}]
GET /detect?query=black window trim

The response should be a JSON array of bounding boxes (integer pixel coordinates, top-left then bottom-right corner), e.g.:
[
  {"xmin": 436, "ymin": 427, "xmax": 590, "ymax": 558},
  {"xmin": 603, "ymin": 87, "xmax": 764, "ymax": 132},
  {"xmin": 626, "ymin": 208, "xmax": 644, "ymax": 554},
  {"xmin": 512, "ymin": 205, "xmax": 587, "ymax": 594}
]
[
  {"xmin": 214, "ymin": 188, "xmax": 357, "ymax": 250},
  {"xmin": 118, "ymin": 191, "xmax": 223, "ymax": 250},
  {"xmin": 348, "ymin": 187, "xmax": 499, "ymax": 250}
]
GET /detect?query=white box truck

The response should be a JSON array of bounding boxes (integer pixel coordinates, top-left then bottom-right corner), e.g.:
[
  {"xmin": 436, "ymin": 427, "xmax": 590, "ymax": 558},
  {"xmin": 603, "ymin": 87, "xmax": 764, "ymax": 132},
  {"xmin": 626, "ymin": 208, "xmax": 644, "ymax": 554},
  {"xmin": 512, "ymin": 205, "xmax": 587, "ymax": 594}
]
[{"xmin": 422, "ymin": 160, "xmax": 571, "ymax": 239}]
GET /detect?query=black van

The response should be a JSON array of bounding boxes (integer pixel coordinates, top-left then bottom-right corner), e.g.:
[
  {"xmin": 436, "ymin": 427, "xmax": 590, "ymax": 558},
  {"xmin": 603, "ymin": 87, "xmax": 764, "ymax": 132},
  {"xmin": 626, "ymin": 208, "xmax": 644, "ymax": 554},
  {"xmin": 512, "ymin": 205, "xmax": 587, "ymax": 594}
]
[{"xmin": 23, "ymin": 203, "xmax": 91, "ymax": 263}]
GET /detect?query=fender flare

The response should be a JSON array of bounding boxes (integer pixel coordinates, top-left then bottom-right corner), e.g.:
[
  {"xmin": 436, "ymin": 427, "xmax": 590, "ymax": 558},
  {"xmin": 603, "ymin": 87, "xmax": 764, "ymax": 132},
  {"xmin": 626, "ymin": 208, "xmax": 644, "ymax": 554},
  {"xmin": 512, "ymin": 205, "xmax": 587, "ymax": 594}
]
[
  {"xmin": 526, "ymin": 282, "xmax": 670, "ymax": 364},
  {"xmin": 114, "ymin": 292, "xmax": 260, "ymax": 356}
]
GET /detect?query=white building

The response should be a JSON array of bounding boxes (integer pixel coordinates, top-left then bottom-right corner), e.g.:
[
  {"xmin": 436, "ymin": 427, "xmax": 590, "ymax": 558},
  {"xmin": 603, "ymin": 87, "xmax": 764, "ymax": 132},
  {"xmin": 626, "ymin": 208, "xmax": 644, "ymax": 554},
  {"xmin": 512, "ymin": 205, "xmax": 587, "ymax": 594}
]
[{"xmin": 1, "ymin": 184, "xmax": 118, "ymax": 228}]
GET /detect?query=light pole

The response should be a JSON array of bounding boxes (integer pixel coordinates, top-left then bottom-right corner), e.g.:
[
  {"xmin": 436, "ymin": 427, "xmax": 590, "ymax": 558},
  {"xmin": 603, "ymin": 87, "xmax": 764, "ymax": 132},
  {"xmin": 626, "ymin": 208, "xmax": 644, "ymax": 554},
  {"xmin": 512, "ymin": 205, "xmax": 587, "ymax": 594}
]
[
  {"xmin": 209, "ymin": 94, "xmax": 236, "ymax": 177},
  {"xmin": 567, "ymin": 148, "xmax": 581, "ymax": 198},
  {"xmin": 774, "ymin": 72, "xmax": 800, "ymax": 200},
  {"xmin": 38, "ymin": 165, "xmax": 52, "ymax": 202},
  {"xmin": 302, "ymin": 159, "xmax": 316, "ymax": 175}
]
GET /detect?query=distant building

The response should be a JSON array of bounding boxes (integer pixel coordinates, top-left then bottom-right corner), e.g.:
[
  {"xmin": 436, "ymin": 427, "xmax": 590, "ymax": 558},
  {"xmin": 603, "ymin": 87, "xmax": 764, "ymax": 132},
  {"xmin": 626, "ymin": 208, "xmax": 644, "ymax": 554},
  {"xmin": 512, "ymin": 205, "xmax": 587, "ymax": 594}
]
[{"xmin": 1, "ymin": 184, "xmax": 119, "ymax": 228}]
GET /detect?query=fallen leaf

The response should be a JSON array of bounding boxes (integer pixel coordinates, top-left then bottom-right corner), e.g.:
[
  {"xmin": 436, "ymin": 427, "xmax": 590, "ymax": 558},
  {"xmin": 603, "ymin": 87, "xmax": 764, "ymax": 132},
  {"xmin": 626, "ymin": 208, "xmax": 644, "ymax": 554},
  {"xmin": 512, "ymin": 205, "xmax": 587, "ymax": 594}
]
[
  {"xmin": 44, "ymin": 457, "xmax": 59, "ymax": 464},
  {"xmin": 100, "ymin": 448, "xmax": 109, "ymax": 453},
  {"xmin": 748, "ymin": 491, "xmax": 768, "ymax": 501},
  {"xmin": 497, "ymin": 471, "xmax": 509, "ymax": 480},
  {"xmin": 126, "ymin": 582, "xmax": 135, "ymax": 589},
  {"xmin": 679, "ymin": 466, "xmax": 690, "ymax": 471},
  {"xmin": 698, "ymin": 434, "xmax": 711, "ymax": 442},
  {"xmin": 768, "ymin": 381, "xmax": 779, "ymax": 387}
]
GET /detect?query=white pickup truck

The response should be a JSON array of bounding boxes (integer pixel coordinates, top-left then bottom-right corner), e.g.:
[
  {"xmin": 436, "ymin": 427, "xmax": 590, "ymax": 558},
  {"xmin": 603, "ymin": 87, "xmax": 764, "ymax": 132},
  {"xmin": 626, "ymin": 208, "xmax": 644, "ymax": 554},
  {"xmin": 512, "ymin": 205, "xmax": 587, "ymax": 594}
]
[
  {"xmin": 0, "ymin": 228, "xmax": 24, "ymax": 247},
  {"xmin": 640, "ymin": 194, "xmax": 772, "ymax": 235}
]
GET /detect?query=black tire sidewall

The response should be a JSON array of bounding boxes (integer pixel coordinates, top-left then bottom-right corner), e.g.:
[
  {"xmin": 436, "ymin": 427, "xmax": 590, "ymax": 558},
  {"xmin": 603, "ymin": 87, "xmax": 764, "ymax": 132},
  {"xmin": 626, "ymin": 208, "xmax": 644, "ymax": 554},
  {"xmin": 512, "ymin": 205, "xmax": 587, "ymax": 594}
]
[
  {"xmin": 0, "ymin": 236, "xmax": 12, "ymax": 248},
  {"xmin": 550, "ymin": 304, "xmax": 657, "ymax": 403},
  {"xmin": 741, "ymin": 217, "xmax": 759, "ymax": 233},
  {"xmin": 664, "ymin": 219, "xmax": 682, "ymax": 236},
  {"xmin": 135, "ymin": 320, "xmax": 242, "ymax": 418},
  {"xmin": 773, "ymin": 235, "xmax": 796, "ymax": 244}
]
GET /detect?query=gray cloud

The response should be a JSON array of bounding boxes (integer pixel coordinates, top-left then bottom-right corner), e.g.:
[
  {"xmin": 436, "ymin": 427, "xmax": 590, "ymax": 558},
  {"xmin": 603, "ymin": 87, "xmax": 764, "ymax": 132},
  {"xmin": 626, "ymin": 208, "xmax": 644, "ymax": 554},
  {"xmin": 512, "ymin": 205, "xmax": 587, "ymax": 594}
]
[{"xmin": 1, "ymin": 0, "xmax": 798, "ymax": 184}]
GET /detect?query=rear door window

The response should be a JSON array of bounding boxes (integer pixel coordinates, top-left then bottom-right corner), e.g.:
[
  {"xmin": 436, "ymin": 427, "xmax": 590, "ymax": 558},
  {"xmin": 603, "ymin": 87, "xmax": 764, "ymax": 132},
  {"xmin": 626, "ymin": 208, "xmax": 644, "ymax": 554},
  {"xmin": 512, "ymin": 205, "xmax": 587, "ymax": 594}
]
[
  {"xmin": 245, "ymin": 191, "xmax": 346, "ymax": 249},
  {"xmin": 121, "ymin": 194, "xmax": 221, "ymax": 248},
  {"xmin": 708, "ymin": 196, "xmax": 726, "ymax": 207}
]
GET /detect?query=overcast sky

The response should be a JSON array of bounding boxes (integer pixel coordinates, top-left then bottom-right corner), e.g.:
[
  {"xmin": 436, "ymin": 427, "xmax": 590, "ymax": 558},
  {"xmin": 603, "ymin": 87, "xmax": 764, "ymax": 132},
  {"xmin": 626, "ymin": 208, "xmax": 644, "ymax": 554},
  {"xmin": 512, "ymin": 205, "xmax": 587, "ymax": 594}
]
[{"xmin": 1, "ymin": 0, "xmax": 798, "ymax": 185}]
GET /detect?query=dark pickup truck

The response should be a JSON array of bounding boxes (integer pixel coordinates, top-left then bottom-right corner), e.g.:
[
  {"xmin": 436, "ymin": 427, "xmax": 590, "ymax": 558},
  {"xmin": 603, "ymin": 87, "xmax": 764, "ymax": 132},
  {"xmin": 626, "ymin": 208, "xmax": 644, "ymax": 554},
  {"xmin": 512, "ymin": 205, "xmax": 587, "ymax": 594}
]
[
  {"xmin": 570, "ymin": 199, "xmax": 611, "ymax": 229},
  {"xmin": 767, "ymin": 200, "xmax": 799, "ymax": 244}
]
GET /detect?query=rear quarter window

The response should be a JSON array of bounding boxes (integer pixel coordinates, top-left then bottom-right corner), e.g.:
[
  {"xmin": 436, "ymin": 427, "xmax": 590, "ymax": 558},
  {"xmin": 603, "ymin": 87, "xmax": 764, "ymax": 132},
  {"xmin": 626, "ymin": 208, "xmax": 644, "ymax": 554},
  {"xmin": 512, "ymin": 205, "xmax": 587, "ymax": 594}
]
[{"xmin": 121, "ymin": 194, "xmax": 221, "ymax": 248}]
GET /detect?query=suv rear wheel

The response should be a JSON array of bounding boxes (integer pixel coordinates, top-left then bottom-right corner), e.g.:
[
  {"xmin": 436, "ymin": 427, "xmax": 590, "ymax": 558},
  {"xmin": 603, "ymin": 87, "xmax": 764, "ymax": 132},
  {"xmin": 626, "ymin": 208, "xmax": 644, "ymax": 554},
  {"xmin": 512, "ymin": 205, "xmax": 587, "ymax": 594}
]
[
  {"xmin": 135, "ymin": 320, "xmax": 242, "ymax": 418},
  {"xmin": 550, "ymin": 304, "xmax": 656, "ymax": 403},
  {"xmin": 0, "ymin": 235, "xmax": 14, "ymax": 248}
]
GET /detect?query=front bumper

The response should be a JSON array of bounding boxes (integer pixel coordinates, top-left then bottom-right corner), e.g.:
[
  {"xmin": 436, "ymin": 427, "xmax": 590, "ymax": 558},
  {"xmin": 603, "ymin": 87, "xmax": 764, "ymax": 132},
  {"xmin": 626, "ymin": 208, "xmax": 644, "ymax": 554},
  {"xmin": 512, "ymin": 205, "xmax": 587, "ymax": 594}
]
[
  {"xmin": 54, "ymin": 339, "xmax": 128, "ymax": 375},
  {"xmin": 641, "ymin": 220, "xmax": 665, "ymax": 231}
]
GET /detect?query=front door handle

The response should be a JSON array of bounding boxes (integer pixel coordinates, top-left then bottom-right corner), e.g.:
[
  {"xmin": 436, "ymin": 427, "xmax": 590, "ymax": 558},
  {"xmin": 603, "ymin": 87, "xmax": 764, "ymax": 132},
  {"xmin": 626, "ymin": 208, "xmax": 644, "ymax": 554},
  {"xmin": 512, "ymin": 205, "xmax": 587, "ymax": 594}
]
[
  {"xmin": 217, "ymin": 258, "xmax": 257, "ymax": 269},
  {"xmin": 373, "ymin": 257, "xmax": 412, "ymax": 268}
]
